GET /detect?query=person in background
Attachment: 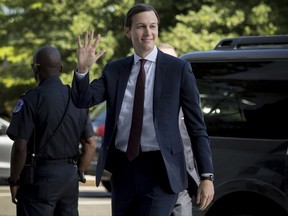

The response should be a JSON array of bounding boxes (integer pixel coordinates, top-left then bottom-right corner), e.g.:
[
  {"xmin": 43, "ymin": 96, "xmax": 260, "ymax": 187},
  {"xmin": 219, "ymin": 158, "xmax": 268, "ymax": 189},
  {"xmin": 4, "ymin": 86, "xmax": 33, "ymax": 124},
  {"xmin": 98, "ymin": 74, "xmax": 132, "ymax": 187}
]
[
  {"xmin": 158, "ymin": 43, "xmax": 201, "ymax": 216},
  {"xmin": 6, "ymin": 46, "xmax": 96, "ymax": 216},
  {"xmin": 72, "ymin": 3, "xmax": 214, "ymax": 216},
  {"xmin": 157, "ymin": 43, "xmax": 178, "ymax": 57}
]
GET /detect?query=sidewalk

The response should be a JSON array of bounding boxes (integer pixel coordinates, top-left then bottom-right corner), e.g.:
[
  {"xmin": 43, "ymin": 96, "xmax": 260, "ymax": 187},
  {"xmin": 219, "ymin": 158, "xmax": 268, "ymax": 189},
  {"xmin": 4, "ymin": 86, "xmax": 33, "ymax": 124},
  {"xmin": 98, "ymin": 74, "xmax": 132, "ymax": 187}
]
[{"xmin": 80, "ymin": 175, "xmax": 97, "ymax": 187}]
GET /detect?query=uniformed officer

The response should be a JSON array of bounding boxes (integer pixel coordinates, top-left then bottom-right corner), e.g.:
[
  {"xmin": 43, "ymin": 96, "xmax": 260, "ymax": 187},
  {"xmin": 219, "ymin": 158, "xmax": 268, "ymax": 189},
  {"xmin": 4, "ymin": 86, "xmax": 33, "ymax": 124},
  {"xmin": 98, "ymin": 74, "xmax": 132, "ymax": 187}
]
[{"xmin": 6, "ymin": 46, "xmax": 96, "ymax": 216}]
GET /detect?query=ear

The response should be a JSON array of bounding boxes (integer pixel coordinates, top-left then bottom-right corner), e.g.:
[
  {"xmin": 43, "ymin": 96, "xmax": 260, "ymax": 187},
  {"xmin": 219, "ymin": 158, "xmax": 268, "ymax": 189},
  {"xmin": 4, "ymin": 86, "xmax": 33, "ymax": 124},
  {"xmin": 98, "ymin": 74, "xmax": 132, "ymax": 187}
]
[
  {"xmin": 60, "ymin": 65, "xmax": 63, "ymax": 73},
  {"xmin": 124, "ymin": 27, "xmax": 131, "ymax": 39}
]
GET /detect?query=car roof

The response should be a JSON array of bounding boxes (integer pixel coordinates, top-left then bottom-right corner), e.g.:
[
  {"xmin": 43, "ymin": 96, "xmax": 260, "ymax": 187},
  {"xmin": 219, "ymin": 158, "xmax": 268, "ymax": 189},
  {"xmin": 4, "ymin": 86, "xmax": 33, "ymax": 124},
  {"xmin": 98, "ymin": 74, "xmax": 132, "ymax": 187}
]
[
  {"xmin": 214, "ymin": 35, "xmax": 288, "ymax": 50},
  {"xmin": 180, "ymin": 35, "xmax": 288, "ymax": 62},
  {"xmin": 180, "ymin": 49, "xmax": 288, "ymax": 62}
]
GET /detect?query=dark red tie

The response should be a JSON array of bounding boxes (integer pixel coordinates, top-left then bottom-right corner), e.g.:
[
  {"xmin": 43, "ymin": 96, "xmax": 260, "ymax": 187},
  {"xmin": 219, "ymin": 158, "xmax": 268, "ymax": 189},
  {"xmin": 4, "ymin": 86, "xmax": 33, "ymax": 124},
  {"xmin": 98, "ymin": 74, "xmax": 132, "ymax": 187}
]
[{"xmin": 126, "ymin": 59, "xmax": 146, "ymax": 161}]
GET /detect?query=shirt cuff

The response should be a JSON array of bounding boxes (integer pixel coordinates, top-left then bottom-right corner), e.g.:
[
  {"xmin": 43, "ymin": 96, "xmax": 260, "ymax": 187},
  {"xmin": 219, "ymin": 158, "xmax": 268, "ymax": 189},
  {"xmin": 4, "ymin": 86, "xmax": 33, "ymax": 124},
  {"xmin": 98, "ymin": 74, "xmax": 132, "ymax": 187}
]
[
  {"xmin": 75, "ymin": 70, "xmax": 88, "ymax": 80},
  {"xmin": 201, "ymin": 173, "xmax": 213, "ymax": 177}
]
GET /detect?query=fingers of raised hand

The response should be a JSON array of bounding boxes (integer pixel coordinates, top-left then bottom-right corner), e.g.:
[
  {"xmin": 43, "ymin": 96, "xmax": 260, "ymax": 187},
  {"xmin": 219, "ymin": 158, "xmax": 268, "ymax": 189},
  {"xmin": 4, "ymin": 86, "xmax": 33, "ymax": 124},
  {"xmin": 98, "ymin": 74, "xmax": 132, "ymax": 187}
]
[
  {"xmin": 82, "ymin": 31, "xmax": 95, "ymax": 47},
  {"xmin": 79, "ymin": 31, "xmax": 100, "ymax": 50},
  {"xmin": 95, "ymin": 50, "xmax": 106, "ymax": 59},
  {"xmin": 77, "ymin": 36, "xmax": 82, "ymax": 48},
  {"xmin": 93, "ymin": 34, "xmax": 101, "ymax": 49},
  {"xmin": 88, "ymin": 31, "xmax": 94, "ymax": 46},
  {"xmin": 83, "ymin": 31, "xmax": 89, "ymax": 47}
]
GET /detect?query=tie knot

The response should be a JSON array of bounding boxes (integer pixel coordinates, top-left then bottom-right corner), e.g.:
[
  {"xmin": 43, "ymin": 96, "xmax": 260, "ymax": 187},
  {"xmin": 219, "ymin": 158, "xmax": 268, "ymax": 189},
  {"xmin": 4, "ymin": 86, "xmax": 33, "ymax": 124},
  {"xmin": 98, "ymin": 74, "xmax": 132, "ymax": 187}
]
[{"xmin": 139, "ymin": 59, "xmax": 146, "ymax": 66}]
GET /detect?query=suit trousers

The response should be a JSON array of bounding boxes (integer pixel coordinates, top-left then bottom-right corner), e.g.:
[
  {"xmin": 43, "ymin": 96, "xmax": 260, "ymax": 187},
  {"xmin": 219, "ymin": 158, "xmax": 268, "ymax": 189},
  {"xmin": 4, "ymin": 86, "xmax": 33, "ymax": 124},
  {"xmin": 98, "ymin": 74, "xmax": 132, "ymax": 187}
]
[{"xmin": 111, "ymin": 150, "xmax": 178, "ymax": 216}]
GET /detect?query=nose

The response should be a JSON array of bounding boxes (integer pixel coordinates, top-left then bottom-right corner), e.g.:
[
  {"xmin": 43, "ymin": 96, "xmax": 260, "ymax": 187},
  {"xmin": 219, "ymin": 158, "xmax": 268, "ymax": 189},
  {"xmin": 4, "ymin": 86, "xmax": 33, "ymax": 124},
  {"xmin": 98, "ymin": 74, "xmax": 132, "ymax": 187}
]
[{"xmin": 144, "ymin": 26, "xmax": 151, "ymax": 35}]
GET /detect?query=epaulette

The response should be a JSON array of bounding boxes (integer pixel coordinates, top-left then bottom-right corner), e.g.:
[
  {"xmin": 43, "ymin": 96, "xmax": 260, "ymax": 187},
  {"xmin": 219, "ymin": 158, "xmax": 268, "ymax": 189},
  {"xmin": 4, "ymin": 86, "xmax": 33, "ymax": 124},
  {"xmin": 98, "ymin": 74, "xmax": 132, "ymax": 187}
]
[{"xmin": 20, "ymin": 87, "xmax": 38, "ymax": 98}]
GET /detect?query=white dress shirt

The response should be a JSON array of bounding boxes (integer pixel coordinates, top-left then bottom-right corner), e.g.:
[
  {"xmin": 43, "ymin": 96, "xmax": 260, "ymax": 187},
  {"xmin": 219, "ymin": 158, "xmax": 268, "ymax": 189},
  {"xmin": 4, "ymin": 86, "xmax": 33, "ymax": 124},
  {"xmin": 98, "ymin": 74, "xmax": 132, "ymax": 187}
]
[{"xmin": 116, "ymin": 46, "xmax": 160, "ymax": 152}]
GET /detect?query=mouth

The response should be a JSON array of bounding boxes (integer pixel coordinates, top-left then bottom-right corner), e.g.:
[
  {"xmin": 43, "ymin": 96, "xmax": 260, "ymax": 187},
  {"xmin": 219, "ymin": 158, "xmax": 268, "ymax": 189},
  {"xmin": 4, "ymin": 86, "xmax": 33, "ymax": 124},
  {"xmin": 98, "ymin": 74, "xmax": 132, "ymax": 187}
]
[{"xmin": 142, "ymin": 38, "xmax": 153, "ymax": 42}]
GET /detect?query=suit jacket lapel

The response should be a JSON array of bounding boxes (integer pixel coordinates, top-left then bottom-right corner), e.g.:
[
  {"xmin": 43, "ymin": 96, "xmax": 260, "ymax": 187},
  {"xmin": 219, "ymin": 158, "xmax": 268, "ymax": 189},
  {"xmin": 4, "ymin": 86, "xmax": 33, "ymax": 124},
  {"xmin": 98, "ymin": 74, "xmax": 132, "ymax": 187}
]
[
  {"xmin": 113, "ymin": 52, "xmax": 167, "ymax": 121},
  {"xmin": 153, "ymin": 51, "xmax": 167, "ymax": 115},
  {"xmin": 115, "ymin": 56, "xmax": 134, "ymax": 121}
]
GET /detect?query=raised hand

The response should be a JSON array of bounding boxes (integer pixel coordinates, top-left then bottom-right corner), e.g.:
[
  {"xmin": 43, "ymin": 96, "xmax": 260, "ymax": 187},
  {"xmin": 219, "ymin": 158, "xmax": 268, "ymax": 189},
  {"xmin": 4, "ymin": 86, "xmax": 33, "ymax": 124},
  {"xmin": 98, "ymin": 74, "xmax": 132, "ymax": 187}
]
[{"xmin": 77, "ymin": 31, "xmax": 106, "ymax": 73}]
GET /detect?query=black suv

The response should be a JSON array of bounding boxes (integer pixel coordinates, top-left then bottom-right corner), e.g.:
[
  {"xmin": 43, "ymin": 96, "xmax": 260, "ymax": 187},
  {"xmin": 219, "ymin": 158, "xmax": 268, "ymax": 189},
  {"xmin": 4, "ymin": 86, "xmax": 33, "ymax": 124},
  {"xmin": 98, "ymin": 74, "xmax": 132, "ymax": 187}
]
[{"xmin": 180, "ymin": 35, "xmax": 288, "ymax": 216}]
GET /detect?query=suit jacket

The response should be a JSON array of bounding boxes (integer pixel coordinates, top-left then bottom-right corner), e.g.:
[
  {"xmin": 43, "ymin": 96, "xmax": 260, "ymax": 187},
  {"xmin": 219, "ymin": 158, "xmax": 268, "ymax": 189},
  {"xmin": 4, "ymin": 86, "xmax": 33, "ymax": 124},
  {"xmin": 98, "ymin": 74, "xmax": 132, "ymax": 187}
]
[{"xmin": 72, "ymin": 50, "xmax": 213, "ymax": 193}]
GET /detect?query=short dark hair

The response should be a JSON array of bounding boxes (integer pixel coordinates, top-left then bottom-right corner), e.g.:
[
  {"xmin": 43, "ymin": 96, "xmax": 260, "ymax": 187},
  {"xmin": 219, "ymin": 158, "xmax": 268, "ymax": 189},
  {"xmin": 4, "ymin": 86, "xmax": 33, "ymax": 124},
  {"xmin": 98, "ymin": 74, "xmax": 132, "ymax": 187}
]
[{"xmin": 124, "ymin": 3, "xmax": 160, "ymax": 29}]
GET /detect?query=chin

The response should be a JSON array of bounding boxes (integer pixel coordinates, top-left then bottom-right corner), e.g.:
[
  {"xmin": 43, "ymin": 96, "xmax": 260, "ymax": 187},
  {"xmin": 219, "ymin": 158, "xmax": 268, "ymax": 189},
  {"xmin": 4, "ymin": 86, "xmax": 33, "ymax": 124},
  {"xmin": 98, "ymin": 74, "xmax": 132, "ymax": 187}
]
[{"xmin": 144, "ymin": 43, "xmax": 154, "ymax": 50}]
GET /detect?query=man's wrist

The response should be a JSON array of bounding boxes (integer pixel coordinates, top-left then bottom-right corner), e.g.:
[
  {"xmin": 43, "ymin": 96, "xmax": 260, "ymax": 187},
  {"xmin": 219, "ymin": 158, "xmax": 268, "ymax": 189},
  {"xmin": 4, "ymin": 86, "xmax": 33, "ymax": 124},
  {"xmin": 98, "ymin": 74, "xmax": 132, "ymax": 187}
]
[
  {"xmin": 77, "ymin": 66, "xmax": 90, "ymax": 73},
  {"xmin": 200, "ymin": 174, "xmax": 214, "ymax": 181},
  {"xmin": 75, "ymin": 69, "xmax": 89, "ymax": 80}
]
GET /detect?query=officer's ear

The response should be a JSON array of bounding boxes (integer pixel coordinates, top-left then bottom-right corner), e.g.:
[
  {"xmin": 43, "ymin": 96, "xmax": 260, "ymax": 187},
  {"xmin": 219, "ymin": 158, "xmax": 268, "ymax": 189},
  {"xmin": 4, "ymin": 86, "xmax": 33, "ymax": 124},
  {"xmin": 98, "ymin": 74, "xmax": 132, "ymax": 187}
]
[
  {"xmin": 31, "ymin": 62, "xmax": 40, "ymax": 80},
  {"xmin": 31, "ymin": 62, "xmax": 40, "ymax": 72},
  {"xmin": 59, "ymin": 65, "xmax": 63, "ymax": 73}
]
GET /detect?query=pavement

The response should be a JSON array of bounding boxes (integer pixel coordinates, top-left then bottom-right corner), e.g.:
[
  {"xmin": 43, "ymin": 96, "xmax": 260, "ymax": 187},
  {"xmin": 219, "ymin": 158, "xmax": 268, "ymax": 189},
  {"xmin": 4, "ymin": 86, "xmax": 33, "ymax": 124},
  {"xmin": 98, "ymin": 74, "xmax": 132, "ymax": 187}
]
[{"xmin": 81, "ymin": 175, "xmax": 97, "ymax": 187}]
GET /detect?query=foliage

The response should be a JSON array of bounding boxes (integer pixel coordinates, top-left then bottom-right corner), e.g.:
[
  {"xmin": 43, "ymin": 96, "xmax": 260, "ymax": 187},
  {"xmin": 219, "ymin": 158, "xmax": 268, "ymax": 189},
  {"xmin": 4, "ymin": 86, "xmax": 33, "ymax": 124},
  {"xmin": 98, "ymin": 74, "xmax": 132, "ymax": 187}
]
[
  {"xmin": 0, "ymin": 0, "xmax": 287, "ymax": 117},
  {"xmin": 160, "ymin": 0, "xmax": 287, "ymax": 55}
]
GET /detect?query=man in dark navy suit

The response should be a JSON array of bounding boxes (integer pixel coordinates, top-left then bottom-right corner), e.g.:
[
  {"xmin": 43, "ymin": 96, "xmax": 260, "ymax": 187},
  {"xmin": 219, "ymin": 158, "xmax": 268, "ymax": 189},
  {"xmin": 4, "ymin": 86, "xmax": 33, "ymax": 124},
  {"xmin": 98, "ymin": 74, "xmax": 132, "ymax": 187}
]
[{"xmin": 72, "ymin": 3, "xmax": 214, "ymax": 216}]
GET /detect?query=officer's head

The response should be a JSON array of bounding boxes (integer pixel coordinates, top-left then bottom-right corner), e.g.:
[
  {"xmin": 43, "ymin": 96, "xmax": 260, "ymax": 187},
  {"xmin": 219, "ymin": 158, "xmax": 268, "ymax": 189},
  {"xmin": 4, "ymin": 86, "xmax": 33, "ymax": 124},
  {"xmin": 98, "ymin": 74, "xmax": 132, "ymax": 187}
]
[{"xmin": 31, "ymin": 46, "xmax": 63, "ymax": 83}]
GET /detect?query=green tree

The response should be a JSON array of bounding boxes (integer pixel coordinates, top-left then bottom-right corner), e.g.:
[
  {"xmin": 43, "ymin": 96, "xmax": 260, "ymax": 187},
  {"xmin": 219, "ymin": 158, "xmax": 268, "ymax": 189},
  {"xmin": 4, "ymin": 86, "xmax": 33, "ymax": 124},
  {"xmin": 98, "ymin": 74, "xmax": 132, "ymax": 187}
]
[
  {"xmin": 160, "ymin": 0, "xmax": 288, "ymax": 55},
  {"xmin": 0, "ymin": 0, "xmax": 134, "ymax": 116},
  {"xmin": 0, "ymin": 0, "xmax": 287, "ymax": 117}
]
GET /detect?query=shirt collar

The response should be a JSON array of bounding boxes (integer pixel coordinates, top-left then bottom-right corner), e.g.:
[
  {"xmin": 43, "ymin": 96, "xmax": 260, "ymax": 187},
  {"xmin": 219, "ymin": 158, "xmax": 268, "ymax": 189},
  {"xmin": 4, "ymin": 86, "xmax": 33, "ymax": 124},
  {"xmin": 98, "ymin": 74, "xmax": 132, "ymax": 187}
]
[
  {"xmin": 133, "ymin": 45, "xmax": 158, "ymax": 65},
  {"xmin": 39, "ymin": 75, "xmax": 61, "ymax": 86}
]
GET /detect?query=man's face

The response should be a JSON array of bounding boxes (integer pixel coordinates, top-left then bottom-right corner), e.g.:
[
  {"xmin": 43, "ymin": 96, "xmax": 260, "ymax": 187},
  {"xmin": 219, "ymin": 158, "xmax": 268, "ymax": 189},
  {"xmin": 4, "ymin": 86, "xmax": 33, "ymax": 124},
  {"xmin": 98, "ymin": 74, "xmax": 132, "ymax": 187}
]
[{"xmin": 125, "ymin": 11, "xmax": 158, "ymax": 58}]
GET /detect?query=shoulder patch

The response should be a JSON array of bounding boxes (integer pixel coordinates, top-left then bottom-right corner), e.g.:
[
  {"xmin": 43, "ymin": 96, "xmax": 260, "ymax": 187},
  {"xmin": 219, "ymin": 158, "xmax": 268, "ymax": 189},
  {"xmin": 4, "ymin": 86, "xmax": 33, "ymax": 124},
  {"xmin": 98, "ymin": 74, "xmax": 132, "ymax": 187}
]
[{"xmin": 13, "ymin": 99, "xmax": 24, "ymax": 113}]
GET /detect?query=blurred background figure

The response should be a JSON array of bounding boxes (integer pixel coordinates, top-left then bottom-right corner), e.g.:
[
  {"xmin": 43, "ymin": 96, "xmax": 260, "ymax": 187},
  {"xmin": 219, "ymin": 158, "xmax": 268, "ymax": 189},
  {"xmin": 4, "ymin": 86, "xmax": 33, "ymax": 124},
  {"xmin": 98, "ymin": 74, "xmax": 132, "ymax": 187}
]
[{"xmin": 158, "ymin": 43, "xmax": 201, "ymax": 216}]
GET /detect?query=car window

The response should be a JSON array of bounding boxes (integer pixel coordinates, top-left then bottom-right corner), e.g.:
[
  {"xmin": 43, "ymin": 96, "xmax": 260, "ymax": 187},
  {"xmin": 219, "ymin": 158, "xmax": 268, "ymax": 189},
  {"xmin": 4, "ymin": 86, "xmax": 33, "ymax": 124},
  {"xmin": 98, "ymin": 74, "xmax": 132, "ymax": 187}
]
[{"xmin": 191, "ymin": 60, "xmax": 288, "ymax": 139}]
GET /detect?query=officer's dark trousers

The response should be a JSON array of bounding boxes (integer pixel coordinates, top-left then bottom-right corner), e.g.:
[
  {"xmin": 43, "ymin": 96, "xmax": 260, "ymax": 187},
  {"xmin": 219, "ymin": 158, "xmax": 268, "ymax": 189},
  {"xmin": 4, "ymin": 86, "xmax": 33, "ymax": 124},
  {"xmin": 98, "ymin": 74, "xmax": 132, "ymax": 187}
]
[
  {"xmin": 111, "ymin": 150, "xmax": 178, "ymax": 216},
  {"xmin": 16, "ymin": 163, "xmax": 79, "ymax": 216}
]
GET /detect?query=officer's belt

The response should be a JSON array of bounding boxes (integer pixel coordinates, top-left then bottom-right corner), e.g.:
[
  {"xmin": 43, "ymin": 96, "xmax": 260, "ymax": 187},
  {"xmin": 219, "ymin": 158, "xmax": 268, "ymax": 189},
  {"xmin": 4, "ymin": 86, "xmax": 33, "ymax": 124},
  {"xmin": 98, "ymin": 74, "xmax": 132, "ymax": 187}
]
[{"xmin": 37, "ymin": 157, "xmax": 77, "ymax": 165}]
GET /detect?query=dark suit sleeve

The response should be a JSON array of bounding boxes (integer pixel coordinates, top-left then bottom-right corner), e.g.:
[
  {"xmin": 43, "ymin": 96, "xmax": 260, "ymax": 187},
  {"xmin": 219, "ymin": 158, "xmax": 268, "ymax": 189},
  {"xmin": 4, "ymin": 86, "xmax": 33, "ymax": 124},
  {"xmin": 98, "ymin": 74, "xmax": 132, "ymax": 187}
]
[
  {"xmin": 71, "ymin": 71, "xmax": 105, "ymax": 108},
  {"xmin": 180, "ymin": 62, "xmax": 214, "ymax": 175}
]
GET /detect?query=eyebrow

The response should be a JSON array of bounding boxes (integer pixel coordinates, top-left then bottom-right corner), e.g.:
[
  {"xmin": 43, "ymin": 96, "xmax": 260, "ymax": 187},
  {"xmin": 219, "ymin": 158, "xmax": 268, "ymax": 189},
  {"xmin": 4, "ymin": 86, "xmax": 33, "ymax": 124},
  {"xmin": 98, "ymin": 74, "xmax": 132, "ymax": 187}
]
[{"xmin": 135, "ymin": 22, "xmax": 158, "ymax": 26}]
